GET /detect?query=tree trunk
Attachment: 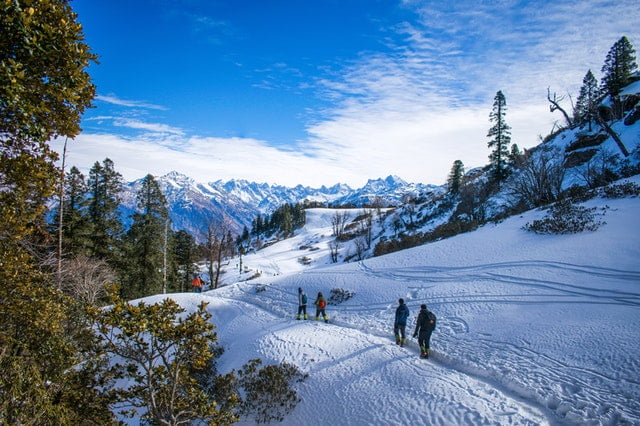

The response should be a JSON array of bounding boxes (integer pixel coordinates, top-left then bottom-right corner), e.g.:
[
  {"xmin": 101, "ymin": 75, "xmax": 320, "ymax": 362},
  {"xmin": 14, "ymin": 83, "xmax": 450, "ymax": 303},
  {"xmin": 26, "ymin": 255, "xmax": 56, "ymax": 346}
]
[{"xmin": 596, "ymin": 113, "xmax": 629, "ymax": 157}]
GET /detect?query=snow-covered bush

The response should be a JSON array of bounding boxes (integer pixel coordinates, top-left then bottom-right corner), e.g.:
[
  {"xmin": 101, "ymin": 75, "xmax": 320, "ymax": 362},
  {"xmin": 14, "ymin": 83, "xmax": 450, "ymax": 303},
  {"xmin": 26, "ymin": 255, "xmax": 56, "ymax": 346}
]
[
  {"xmin": 600, "ymin": 181, "xmax": 640, "ymax": 198},
  {"xmin": 237, "ymin": 359, "xmax": 307, "ymax": 424},
  {"xmin": 328, "ymin": 288, "xmax": 355, "ymax": 305},
  {"xmin": 523, "ymin": 200, "xmax": 606, "ymax": 234}
]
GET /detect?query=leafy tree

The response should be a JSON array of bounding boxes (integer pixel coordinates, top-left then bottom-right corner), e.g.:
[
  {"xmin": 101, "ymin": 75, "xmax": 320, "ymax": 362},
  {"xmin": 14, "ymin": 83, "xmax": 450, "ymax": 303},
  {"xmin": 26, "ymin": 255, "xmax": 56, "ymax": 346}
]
[
  {"xmin": 447, "ymin": 160, "xmax": 465, "ymax": 195},
  {"xmin": 123, "ymin": 174, "xmax": 169, "ymax": 298},
  {"xmin": 487, "ymin": 90, "xmax": 512, "ymax": 183},
  {"xmin": 601, "ymin": 36, "xmax": 637, "ymax": 98},
  {"xmin": 1, "ymin": 1, "xmax": 112, "ymax": 422},
  {"xmin": 90, "ymin": 290, "xmax": 237, "ymax": 425},
  {"xmin": 574, "ymin": 70, "xmax": 600, "ymax": 131},
  {"xmin": 87, "ymin": 158, "xmax": 124, "ymax": 262}
]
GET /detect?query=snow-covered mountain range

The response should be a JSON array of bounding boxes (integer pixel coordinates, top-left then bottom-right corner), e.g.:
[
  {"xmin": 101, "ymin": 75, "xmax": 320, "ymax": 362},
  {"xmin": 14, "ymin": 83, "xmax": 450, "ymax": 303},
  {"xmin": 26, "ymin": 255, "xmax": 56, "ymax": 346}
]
[{"xmin": 121, "ymin": 173, "xmax": 441, "ymax": 235}]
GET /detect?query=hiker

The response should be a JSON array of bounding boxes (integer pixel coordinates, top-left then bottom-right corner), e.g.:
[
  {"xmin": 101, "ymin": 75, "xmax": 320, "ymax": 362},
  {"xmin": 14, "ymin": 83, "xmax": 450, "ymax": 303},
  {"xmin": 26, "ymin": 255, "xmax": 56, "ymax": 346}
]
[
  {"xmin": 394, "ymin": 298, "xmax": 410, "ymax": 347},
  {"xmin": 297, "ymin": 287, "xmax": 308, "ymax": 320},
  {"xmin": 413, "ymin": 304, "xmax": 437, "ymax": 358},
  {"xmin": 314, "ymin": 292, "xmax": 328, "ymax": 323},
  {"xmin": 191, "ymin": 275, "xmax": 203, "ymax": 293}
]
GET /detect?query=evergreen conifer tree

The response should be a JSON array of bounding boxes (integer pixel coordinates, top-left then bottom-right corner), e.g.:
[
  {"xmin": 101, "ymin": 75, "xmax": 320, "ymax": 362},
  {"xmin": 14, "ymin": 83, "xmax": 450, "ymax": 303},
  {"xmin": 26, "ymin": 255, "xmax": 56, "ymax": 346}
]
[
  {"xmin": 574, "ymin": 70, "xmax": 600, "ymax": 131},
  {"xmin": 87, "ymin": 158, "xmax": 124, "ymax": 262},
  {"xmin": 171, "ymin": 230, "xmax": 199, "ymax": 292},
  {"xmin": 124, "ymin": 174, "xmax": 170, "ymax": 298},
  {"xmin": 447, "ymin": 160, "xmax": 465, "ymax": 195},
  {"xmin": 601, "ymin": 36, "xmax": 637, "ymax": 97},
  {"xmin": 56, "ymin": 166, "xmax": 92, "ymax": 256},
  {"xmin": 487, "ymin": 90, "xmax": 512, "ymax": 183}
]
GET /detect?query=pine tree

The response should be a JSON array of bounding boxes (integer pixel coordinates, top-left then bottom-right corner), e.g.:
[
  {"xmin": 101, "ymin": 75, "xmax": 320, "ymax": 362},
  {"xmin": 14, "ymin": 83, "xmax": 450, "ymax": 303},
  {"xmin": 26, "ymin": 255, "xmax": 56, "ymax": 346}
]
[
  {"xmin": 487, "ymin": 90, "xmax": 512, "ymax": 183},
  {"xmin": 87, "ymin": 158, "xmax": 124, "ymax": 262},
  {"xmin": 447, "ymin": 160, "xmax": 465, "ymax": 195},
  {"xmin": 170, "ymin": 230, "xmax": 199, "ymax": 292},
  {"xmin": 123, "ymin": 174, "xmax": 170, "ymax": 299},
  {"xmin": 601, "ymin": 36, "xmax": 637, "ymax": 97},
  {"xmin": 54, "ymin": 166, "xmax": 92, "ymax": 256},
  {"xmin": 574, "ymin": 70, "xmax": 600, "ymax": 131}
]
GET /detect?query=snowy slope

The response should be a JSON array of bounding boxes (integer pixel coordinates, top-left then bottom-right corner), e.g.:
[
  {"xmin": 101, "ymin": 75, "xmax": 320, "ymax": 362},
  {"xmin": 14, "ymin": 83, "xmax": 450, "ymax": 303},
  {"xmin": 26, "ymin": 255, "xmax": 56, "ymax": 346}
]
[{"xmin": 142, "ymin": 176, "xmax": 640, "ymax": 425}]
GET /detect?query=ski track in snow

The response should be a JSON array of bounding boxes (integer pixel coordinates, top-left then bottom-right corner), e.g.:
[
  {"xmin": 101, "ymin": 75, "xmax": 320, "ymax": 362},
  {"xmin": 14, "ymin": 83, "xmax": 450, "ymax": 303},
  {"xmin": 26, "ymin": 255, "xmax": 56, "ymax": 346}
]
[{"xmin": 212, "ymin": 253, "xmax": 640, "ymax": 425}]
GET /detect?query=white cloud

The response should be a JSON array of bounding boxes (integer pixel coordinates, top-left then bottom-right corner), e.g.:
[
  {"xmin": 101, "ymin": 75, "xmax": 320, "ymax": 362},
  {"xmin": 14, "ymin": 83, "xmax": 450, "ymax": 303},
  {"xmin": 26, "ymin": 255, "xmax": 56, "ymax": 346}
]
[
  {"xmin": 66, "ymin": 0, "xmax": 637, "ymax": 188},
  {"xmin": 113, "ymin": 118, "xmax": 185, "ymax": 136},
  {"xmin": 96, "ymin": 94, "xmax": 168, "ymax": 110},
  {"xmin": 51, "ymin": 134, "xmax": 361, "ymax": 188}
]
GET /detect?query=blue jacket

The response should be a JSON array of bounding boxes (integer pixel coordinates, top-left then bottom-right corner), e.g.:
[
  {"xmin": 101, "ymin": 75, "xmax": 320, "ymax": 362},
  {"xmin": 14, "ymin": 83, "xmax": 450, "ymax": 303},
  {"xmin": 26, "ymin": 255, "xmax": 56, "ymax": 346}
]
[{"xmin": 395, "ymin": 303, "xmax": 410, "ymax": 326}]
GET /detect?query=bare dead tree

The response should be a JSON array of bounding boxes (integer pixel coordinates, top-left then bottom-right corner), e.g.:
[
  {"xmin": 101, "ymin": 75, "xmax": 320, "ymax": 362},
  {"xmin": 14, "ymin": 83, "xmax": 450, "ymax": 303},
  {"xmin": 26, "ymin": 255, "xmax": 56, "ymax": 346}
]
[
  {"xmin": 56, "ymin": 137, "xmax": 68, "ymax": 289},
  {"xmin": 595, "ymin": 112, "xmax": 629, "ymax": 157},
  {"xmin": 353, "ymin": 236, "xmax": 367, "ymax": 261},
  {"xmin": 547, "ymin": 88, "xmax": 574, "ymax": 129},
  {"xmin": 202, "ymin": 217, "xmax": 234, "ymax": 289},
  {"xmin": 331, "ymin": 210, "xmax": 350, "ymax": 237},
  {"xmin": 329, "ymin": 239, "xmax": 340, "ymax": 263},
  {"xmin": 510, "ymin": 147, "xmax": 565, "ymax": 207},
  {"xmin": 60, "ymin": 254, "xmax": 115, "ymax": 304}
]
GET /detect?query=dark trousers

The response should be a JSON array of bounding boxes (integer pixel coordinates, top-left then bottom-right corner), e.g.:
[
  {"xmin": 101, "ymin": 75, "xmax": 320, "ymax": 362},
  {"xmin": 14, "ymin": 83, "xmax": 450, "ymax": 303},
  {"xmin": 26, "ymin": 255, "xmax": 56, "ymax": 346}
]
[
  {"xmin": 418, "ymin": 330, "xmax": 433, "ymax": 350},
  {"xmin": 394, "ymin": 324, "xmax": 406, "ymax": 339},
  {"xmin": 298, "ymin": 305, "xmax": 307, "ymax": 316}
]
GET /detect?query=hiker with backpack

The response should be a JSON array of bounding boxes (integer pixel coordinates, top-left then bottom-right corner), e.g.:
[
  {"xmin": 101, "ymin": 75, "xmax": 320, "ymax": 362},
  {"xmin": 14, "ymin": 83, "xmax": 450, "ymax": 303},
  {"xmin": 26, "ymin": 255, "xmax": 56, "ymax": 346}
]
[
  {"xmin": 297, "ymin": 287, "xmax": 308, "ymax": 320},
  {"xmin": 413, "ymin": 304, "xmax": 437, "ymax": 358},
  {"xmin": 191, "ymin": 275, "xmax": 204, "ymax": 293},
  {"xmin": 394, "ymin": 298, "xmax": 410, "ymax": 347},
  {"xmin": 314, "ymin": 292, "xmax": 328, "ymax": 323}
]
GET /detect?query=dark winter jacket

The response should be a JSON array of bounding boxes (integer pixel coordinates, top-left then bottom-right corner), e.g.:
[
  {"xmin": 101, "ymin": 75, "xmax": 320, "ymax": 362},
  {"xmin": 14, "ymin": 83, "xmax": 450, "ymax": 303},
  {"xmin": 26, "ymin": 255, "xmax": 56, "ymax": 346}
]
[
  {"xmin": 414, "ymin": 307, "xmax": 436, "ymax": 336},
  {"xmin": 395, "ymin": 303, "xmax": 410, "ymax": 326}
]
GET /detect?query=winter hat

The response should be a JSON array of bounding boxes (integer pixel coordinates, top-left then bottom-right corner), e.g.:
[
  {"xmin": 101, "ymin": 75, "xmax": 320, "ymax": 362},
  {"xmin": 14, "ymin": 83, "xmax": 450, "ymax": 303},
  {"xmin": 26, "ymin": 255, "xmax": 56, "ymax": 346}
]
[
  {"xmin": 298, "ymin": 287, "xmax": 302, "ymax": 292},
  {"xmin": 421, "ymin": 304, "xmax": 427, "ymax": 310},
  {"xmin": 398, "ymin": 298, "xmax": 404, "ymax": 304}
]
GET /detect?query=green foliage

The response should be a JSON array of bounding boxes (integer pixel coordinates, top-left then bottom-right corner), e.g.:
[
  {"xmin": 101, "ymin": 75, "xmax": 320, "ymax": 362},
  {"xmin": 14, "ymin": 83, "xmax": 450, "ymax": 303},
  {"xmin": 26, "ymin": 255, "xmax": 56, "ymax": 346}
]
[
  {"xmin": 1, "ymin": 1, "xmax": 113, "ymax": 422},
  {"xmin": 487, "ymin": 90, "xmax": 512, "ymax": 182},
  {"xmin": 237, "ymin": 359, "xmax": 308, "ymax": 424},
  {"xmin": 171, "ymin": 229, "xmax": 199, "ymax": 292},
  {"xmin": 87, "ymin": 158, "xmax": 124, "ymax": 262},
  {"xmin": 574, "ymin": 70, "xmax": 600, "ymax": 131},
  {"xmin": 601, "ymin": 36, "xmax": 637, "ymax": 97},
  {"xmin": 252, "ymin": 203, "xmax": 306, "ymax": 237},
  {"xmin": 523, "ymin": 200, "xmax": 606, "ymax": 234},
  {"xmin": 447, "ymin": 160, "xmax": 465, "ymax": 194},
  {"xmin": 122, "ymin": 174, "xmax": 169, "ymax": 298},
  {"xmin": 91, "ymin": 289, "xmax": 236, "ymax": 425}
]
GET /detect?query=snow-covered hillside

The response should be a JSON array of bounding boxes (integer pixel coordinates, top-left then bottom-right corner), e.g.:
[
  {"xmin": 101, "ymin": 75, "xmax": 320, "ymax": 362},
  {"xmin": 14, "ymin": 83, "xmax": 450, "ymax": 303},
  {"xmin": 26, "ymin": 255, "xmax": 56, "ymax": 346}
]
[{"xmin": 143, "ymin": 175, "xmax": 640, "ymax": 425}]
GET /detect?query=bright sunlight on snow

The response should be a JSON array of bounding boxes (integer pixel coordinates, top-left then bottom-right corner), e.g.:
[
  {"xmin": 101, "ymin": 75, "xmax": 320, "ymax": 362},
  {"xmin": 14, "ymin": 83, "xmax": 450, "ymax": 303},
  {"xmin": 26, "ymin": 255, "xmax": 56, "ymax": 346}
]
[{"xmin": 143, "ymin": 177, "xmax": 640, "ymax": 425}]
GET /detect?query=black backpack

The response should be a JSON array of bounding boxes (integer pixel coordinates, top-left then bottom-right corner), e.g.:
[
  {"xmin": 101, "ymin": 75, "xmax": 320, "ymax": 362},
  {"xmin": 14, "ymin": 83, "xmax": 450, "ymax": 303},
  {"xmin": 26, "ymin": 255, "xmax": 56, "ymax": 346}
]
[{"xmin": 427, "ymin": 311, "xmax": 436, "ymax": 329}]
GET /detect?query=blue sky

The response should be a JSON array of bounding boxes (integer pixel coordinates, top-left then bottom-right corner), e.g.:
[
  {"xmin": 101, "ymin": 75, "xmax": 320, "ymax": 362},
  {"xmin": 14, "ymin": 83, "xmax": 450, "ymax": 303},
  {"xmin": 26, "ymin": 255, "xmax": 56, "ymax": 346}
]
[{"xmin": 53, "ymin": 0, "xmax": 639, "ymax": 187}]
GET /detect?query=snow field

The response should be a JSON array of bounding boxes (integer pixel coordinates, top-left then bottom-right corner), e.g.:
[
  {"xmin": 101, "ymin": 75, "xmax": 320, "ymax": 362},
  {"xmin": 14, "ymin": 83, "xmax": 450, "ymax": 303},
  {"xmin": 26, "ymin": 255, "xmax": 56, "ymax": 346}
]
[{"xmin": 167, "ymin": 184, "xmax": 639, "ymax": 425}]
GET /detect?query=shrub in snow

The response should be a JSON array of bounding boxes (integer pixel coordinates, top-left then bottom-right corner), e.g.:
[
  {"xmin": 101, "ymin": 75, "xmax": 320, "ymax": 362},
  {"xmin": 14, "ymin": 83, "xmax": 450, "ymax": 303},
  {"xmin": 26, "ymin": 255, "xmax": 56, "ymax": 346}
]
[
  {"xmin": 600, "ymin": 181, "xmax": 640, "ymax": 198},
  {"xmin": 237, "ymin": 359, "xmax": 308, "ymax": 424},
  {"xmin": 255, "ymin": 284, "xmax": 267, "ymax": 293},
  {"xmin": 90, "ymin": 290, "xmax": 233, "ymax": 424},
  {"xmin": 298, "ymin": 256, "xmax": 312, "ymax": 265},
  {"xmin": 328, "ymin": 288, "xmax": 355, "ymax": 305},
  {"xmin": 523, "ymin": 200, "xmax": 606, "ymax": 234}
]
